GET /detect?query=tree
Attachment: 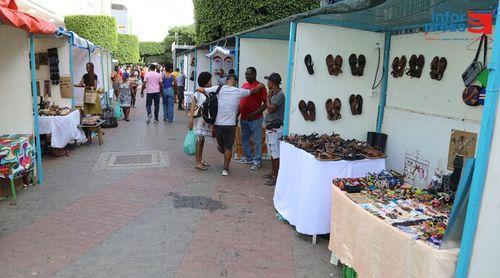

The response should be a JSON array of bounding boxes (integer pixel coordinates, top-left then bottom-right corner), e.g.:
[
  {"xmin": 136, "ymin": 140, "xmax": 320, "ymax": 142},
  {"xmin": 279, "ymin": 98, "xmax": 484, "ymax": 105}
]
[
  {"xmin": 115, "ymin": 34, "xmax": 140, "ymax": 64},
  {"xmin": 162, "ymin": 25, "xmax": 196, "ymax": 63},
  {"xmin": 65, "ymin": 15, "xmax": 118, "ymax": 52},
  {"xmin": 139, "ymin": 41, "xmax": 164, "ymax": 64},
  {"xmin": 193, "ymin": 0, "xmax": 319, "ymax": 45}
]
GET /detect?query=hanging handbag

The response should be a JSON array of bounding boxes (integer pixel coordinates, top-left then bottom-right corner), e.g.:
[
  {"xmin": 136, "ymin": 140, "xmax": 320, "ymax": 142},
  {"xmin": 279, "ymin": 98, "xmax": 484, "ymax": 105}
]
[
  {"xmin": 84, "ymin": 88, "xmax": 97, "ymax": 104},
  {"xmin": 462, "ymin": 35, "xmax": 488, "ymax": 87}
]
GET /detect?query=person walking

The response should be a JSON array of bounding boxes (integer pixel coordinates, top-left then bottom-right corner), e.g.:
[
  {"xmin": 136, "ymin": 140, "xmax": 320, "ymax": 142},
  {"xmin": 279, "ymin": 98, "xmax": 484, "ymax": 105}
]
[
  {"xmin": 119, "ymin": 74, "xmax": 132, "ymax": 121},
  {"xmin": 262, "ymin": 73, "xmax": 285, "ymax": 186},
  {"xmin": 188, "ymin": 72, "xmax": 213, "ymax": 171},
  {"xmin": 141, "ymin": 64, "xmax": 163, "ymax": 124},
  {"xmin": 176, "ymin": 69, "xmax": 186, "ymax": 110},
  {"xmin": 239, "ymin": 67, "xmax": 267, "ymax": 170},
  {"xmin": 161, "ymin": 66, "xmax": 177, "ymax": 122},
  {"xmin": 196, "ymin": 74, "xmax": 265, "ymax": 176}
]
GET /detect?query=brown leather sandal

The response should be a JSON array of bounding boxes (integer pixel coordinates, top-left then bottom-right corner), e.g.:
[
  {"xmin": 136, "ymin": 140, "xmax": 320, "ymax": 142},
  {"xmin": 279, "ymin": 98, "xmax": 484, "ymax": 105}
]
[
  {"xmin": 333, "ymin": 98, "xmax": 342, "ymax": 120},
  {"xmin": 298, "ymin": 100, "xmax": 310, "ymax": 121},
  {"xmin": 307, "ymin": 101, "xmax": 316, "ymax": 121},
  {"xmin": 326, "ymin": 54, "xmax": 335, "ymax": 75}
]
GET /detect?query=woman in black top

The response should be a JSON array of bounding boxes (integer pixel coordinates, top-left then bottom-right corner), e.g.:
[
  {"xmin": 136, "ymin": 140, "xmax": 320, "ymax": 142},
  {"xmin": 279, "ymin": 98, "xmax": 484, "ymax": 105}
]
[{"xmin": 75, "ymin": 62, "xmax": 101, "ymax": 115}]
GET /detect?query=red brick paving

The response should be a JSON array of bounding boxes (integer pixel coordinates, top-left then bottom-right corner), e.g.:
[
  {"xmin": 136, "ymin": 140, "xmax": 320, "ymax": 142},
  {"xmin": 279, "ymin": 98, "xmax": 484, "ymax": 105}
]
[
  {"xmin": 176, "ymin": 169, "xmax": 295, "ymax": 277},
  {"xmin": 0, "ymin": 169, "xmax": 184, "ymax": 278}
]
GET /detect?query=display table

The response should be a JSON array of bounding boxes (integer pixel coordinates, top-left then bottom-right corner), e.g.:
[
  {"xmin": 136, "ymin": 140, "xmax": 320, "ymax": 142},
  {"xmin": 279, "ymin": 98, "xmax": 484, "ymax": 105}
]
[
  {"xmin": 273, "ymin": 141, "xmax": 386, "ymax": 235},
  {"xmin": 328, "ymin": 186, "xmax": 458, "ymax": 278},
  {"xmin": 0, "ymin": 134, "xmax": 34, "ymax": 201},
  {"xmin": 39, "ymin": 110, "xmax": 86, "ymax": 148}
]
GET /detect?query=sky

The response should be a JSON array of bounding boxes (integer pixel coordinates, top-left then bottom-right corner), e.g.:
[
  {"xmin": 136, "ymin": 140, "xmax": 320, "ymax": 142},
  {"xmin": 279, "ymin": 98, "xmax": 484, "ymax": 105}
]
[{"xmin": 29, "ymin": 0, "xmax": 195, "ymax": 42}]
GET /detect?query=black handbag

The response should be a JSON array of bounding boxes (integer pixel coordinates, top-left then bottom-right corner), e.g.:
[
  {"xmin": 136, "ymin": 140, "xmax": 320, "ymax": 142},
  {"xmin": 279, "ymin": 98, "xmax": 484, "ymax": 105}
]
[{"xmin": 462, "ymin": 35, "xmax": 487, "ymax": 87}]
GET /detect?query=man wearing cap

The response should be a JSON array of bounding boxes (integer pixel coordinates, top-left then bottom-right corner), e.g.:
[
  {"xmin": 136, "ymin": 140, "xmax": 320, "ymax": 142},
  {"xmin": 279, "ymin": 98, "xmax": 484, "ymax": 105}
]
[
  {"xmin": 262, "ymin": 73, "xmax": 285, "ymax": 186},
  {"xmin": 238, "ymin": 67, "xmax": 267, "ymax": 170}
]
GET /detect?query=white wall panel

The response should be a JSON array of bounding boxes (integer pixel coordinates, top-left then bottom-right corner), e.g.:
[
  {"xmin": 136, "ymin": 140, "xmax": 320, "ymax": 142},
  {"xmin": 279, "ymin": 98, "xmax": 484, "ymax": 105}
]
[
  {"xmin": 0, "ymin": 25, "xmax": 33, "ymax": 134},
  {"xmin": 289, "ymin": 23, "xmax": 384, "ymax": 140},
  {"xmin": 239, "ymin": 38, "xmax": 288, "ymax": 88}
]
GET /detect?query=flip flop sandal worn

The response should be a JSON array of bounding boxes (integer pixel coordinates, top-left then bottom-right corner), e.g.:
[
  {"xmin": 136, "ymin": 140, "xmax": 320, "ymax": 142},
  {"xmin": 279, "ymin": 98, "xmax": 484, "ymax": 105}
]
[
  {"xmin": 201, "ymin": 161, "xmax": 210, "ymax": 167},
  {"xmin": 333, "ymin": 98, "xmax": 342, "ymax": 120},
  {"xmin": 334, "ymin": 55, "xmax": 343, "ymax": 75},
  {"xmin": 391, "ymin": 57, "xmax": 400, "ymax": 78},
  {"xmin": 304, "ymin": 54, "xmax": 315, "ymax": 75},
  {"xmin": 307, "ymin": 101, "xmax": 316, "ymax": 121},
  {"xmin": 349, "ymin": 54, "xmax": 358, "ymax": 76},
  {"xmin": 326, "ymin": 98, "xmax": 335, "ymax": 120},
  {"xmin": 356, "ymin": 54, "xmax": 366, "ymax": 76},
  {"xmin": 406, "ymin": 54, "xmax": 417, "ymax": 77},
  {"xmin": 326, "ymin": 54, "xmax": 335, "ymax": 75},
  {"xmin": 429, "ymin": 56, "xmax": 440, "ymax": 80},
  {"xmin": 398, "ymin": 55, "xmax": 407, "ymax": 77},
  {"xmin": 195, "ymin": 164, "xmax": 209, "ymax": 170},
  {"xmin": 437, "ymin": 57, "xmax": 447, "ymax": 81},
  {"xmin": 415, "ymin": 55, "xmax": 425, "ymax": 78},
  {"xmin": 298, "ymin": 100, "xmax": 310, "ymax": 121},
  {"xmin": 355, "ymin": 95, "xmax": 363, "ymax": 115}
]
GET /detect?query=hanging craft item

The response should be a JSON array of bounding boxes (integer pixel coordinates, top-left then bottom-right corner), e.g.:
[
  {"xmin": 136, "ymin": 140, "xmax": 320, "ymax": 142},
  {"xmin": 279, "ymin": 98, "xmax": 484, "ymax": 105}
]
[
  {"xmin": 405, "ymin": 54, "xmax": 425, "ymax": 78},
  {"xmin": 462, "ymin": 85, "xmax": 485, "ymax": 106},
  {"xmin": 391, "ymin": 55, "xmax": 406, "ymax": 78},
  {"xmin": 348, "ymin": 54, "xmax": 366, "ymax": 76},
  {"xmin": 429, "ymin": 56, "xmax": 448, "ymax": 81},
  {"xmin": 205, "ymin": 46, "xmax": 234, "ymax": 58},
  {"xmin": 462, "ymin": 35, "xmax": 488, "ymax": 87},
  {"xmin": 403, "ymin": 151, "xmax": 430, "ymax": 188},
  {"xmin": 213, "ymin": 55, "xmax": 223, "ymax": 71},
  {"xmin": 447, "ymin": 130, "xmax": 477, "ymax": 171},
  {"xmin": 43, "ymin": 80, "xmax": 51, "ymax": 97},
  {"xmin": 304, "ymin": 54, "xmax": 315, "ymax": 75},
  {"xmin": 224, "ymin": 56, "xmax": 233, "ymax": 73},
  {"xmin": 47, "ymin": 48, "xmax": 60, "ymax": 85}
]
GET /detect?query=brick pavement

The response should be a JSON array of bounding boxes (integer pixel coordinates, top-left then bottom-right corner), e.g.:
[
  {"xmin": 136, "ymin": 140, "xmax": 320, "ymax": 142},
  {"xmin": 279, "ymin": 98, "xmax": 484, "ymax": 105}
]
[{"xmin": 0, "ymin": 96, "xmax": 340, "ymax": 277}]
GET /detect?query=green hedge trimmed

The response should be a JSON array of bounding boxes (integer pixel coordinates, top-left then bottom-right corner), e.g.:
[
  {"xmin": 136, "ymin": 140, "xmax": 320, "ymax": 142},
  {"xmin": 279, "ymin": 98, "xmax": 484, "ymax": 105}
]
[
  {"xmin": 65, "ymin": 15, "xmax": 118, "ymax": 52},
  {"xmin": 139, "ymin": 41, "xmax": 164, "ymax": 56},
  {"xmin": 193, "ymin": 0, "xmax": 319, "ymax": 44},
  {"xmin": 115, "ymin": 34, "xmax": 140, "ymax": 64}
]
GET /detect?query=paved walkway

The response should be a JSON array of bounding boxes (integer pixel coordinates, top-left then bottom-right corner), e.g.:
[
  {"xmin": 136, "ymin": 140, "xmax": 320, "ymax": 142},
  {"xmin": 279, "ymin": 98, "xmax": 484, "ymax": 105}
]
[{"xmin": 0, "ymin": 96, "xmax": 340, "ymax": 277}]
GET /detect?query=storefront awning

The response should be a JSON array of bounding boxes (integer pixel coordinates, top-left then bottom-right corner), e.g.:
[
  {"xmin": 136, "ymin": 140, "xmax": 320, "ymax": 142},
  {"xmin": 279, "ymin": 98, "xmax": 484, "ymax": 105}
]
[{"xmin": 0, "ymin": 0, "xmax": 57, "ymax": 35}]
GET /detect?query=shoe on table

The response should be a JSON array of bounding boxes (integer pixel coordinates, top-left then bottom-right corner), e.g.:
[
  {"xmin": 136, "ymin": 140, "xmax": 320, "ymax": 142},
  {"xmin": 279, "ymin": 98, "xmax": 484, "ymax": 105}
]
[
  {"xmin": 250, "ymin": 162, "xmax": 261, "ymax": 171},
  {"xmin": 238, "ymin": 158, "xmax": 253, "ymax": 164},
  {"xmin": 146, "ymin": 114, "xmax": 152, "ymax": 124},
  {"xmin": 222, "ymin": 169, "xmax": 230, "ymax": 176}
]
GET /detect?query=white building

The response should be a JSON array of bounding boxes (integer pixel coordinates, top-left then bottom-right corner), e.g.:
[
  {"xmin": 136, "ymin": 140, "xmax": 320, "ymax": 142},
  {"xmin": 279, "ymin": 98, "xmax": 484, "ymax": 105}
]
[{"xmin": 110, "ymin": 3, "xmax": 130, "ymax": 34}]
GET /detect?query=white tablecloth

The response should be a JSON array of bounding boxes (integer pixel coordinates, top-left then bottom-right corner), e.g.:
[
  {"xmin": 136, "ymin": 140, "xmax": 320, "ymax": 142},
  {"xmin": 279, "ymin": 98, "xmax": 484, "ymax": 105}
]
[
  {"xmin": 39, "ymin": 110, "xmax": 86, "ymax": 148},
  {"xmin": 274, "ymin": 141, "xmax": 386, "ymax": 235}
]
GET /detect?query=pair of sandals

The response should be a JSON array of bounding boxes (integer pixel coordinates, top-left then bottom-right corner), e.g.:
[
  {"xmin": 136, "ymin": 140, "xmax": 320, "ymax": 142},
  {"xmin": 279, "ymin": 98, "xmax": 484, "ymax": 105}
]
[
  {"xmin": 304, "ymin": 54, "xmax": 315, "ymax": 75},
  {"xmin": 391, "ymin": 56, "xmax": 407, "ymax": 78},
  {"xmin": 349, "ymin": 54, "xmax": 366, "ymax": 76},
  {"xmin": 349, "ymin": 94, "xmax": 363, "ymax": 115},
  {"xmin": 406, "ymin": 55, "xmax": 425, "ymax": 78},
  {"xmin": 298, "ymin": 100, "xmax": 316, "ymax": 121},
  {"xmin": 326, "ymin": 54, "xmax": 343, "ymax": 76},
  {"xmin": 430, "ymin": 56, "xmax": 448, "ymax": 80},
  {"xmin": 325, "ymin": 98, "xmax": 342, "ymax": 120}
]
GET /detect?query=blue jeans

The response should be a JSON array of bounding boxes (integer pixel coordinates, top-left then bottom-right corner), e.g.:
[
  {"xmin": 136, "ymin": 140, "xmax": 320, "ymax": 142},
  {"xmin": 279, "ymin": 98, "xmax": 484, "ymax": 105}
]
[
  {"xmin": 162, "ymin": 87, "xmax": 175, "ymax": 122},
  {"xmin": 146, "ymin": 92, "xmax": 160, "ymax": 120},
  {"xmin": 240, "ymin": 118, "xmax": 263, "ymax": 163}
]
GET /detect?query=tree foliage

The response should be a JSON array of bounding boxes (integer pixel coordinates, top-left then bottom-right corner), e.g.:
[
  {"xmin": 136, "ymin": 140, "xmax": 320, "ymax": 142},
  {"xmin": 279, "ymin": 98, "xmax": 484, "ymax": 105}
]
[
  {"xmin": 139, "ymin": 42, "xmax": 164, "ymax": 56},
  {"xmin": 115, "ymin": 34, "xmax": 140, "ymax": 64},
  {"xmin": 64, "ymin": 15, "xmax": 118, "ymax": 52},
  {"xmin": 193, "ymin": 0, "xmax": 319, "ymax": 44}
]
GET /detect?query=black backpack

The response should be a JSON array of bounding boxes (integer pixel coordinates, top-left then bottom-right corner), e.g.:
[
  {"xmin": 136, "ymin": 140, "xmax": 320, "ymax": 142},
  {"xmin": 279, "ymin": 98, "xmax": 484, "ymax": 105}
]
[{"xmin": 202, "ymin": 85, "xmax": 222, "ymax": 125}]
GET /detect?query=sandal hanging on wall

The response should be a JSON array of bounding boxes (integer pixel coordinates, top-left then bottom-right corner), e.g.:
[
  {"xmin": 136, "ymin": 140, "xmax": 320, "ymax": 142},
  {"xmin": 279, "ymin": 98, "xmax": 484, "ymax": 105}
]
[
  {"xmin": 307, "ymin": 101, "xmax": 316, "ymax": 121},
  {"xmin": 326, "ymin": 54, "xmax": 335, "ymax": 75},
  {"xmin": 298, "ymin": 100, "xmax": 310, "ymax": 121},
  {"xmin": 356, "ymin": 55, "xmax": 366, "ymax": 76},
  {"xmin": 415, "ymin": 55, "xmax": 425, "ymax": 78},
  {"xmin": 349, "ymin": 54, "xmax": 358, "ymax": 76},
  {"xmin": 304, "ymin": 54, "xmax": 315, "ymax": 75},
  {"xmin": 391, "ymin": 57, "xmax": 400, "ymax": 78},
  {"xmin": 326, "ymin": 98, "xmax": 335, "ymax": 120},
  {"xmin": 429, "ymin": 56, "xmax": 440, "ymax": 80},
  {"xmin": 355, "ymin": 95, "xmax": 363, "ymax": 115},
  {"xmin": 406, "ymin": 55, "xmax": 417, "ymax": 77},
  {"xmin": 333, "ymin": 98, "xmax": 342, "ymax": 120}
]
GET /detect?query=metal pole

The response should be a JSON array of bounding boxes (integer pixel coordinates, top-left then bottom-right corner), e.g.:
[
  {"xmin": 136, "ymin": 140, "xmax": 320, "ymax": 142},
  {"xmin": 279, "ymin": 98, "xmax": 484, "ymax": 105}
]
[
  {"xmin": 455, "ymin": 2, "xmax": 500, "ymax": 276},
  {"xmin": 376, "ymin": 31, "xmax": 392, "ymax": 133},
  {"xmin": 194, "ymin": 49, "xmax": 198, "ymax": 88},
  {"xmin": 283, "ymin": 22, "xmax": 297, "ymax": 136},
  {"xmin": 29, "ymin": 33, "xmax": 44, "ymax": 184},
  {"xmin": 234, "ymin": 36, "xmax": 240, "ymax": 78},
  {"xmin": 68, "ymin": 34, "xmax": 75, "ymax": 109}
]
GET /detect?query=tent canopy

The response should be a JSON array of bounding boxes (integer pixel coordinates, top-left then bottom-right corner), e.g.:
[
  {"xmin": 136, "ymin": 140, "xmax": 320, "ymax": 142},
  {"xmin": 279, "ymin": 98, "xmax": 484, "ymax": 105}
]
[
  {"xmin": 0, "ymin": 0, "xmax": 56, "ymax": 34},
  {"xmin": 213, "ymin": 0, "xmax": 498, "ymax": 42}
]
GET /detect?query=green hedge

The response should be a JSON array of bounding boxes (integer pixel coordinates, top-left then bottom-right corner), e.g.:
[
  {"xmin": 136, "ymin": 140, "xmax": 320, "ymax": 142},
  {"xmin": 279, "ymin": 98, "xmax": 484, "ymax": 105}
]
[
  {"xmin": 193, "ymin": 0, "xmax": 318, "ymax": 44},
  {"xmin": 139, "ymin": 41, "xmax": 164, "ymax": 56},
  {"xmin": 65, "ymin": 15, "xmax": 118, "ymax": 52},
  {"xmin": 115, "ymin": 34, "xmax": 140, "ymax": 64}
]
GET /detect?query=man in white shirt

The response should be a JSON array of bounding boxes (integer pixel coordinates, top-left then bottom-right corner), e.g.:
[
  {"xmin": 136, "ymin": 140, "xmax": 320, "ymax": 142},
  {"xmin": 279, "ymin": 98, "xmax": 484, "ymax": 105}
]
[{"xmin": 196, "ymin": 74, "xmax": 264, "ymax": 176}]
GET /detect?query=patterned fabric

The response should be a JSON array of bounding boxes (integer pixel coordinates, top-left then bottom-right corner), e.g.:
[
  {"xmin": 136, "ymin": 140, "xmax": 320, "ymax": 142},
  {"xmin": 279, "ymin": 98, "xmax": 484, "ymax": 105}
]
[
  {"xmin": 48, "ymin": 48, "xmax": 60, "ymax": 85},
  {"xmin": 0, "ymin": 134, "xmax": 34, "ymax": 179}
]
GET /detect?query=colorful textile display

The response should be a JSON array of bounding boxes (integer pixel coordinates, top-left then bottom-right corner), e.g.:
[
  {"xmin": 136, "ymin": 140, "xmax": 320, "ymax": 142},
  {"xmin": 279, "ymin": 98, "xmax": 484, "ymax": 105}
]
[{"xmin": 0, "ymin": 134, "xmax": 34, "ymax": 179}]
